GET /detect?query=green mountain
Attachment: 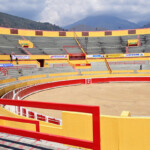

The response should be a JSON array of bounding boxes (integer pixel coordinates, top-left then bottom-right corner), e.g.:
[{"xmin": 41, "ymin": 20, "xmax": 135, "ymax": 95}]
[{"xmin": 0, "ymin": 12, "xmax": 64, "ymax": 31}]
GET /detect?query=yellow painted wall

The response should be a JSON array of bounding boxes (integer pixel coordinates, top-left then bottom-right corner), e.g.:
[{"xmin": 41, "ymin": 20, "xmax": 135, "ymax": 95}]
[
  {"xmin": 43, "ymin": 31, "xmax": 59, "ymax": 37},
  {"xmin": 118, "ymin": 117, "xmax": 150, "ymax": 150},
  {"xmin": 89, "ymin": 31, "xmax": 105, "ymax": 37},
  {"xmin": 48, "ymin": 60, "xmax": 68, "ymax": 63},
  {"xmin": 74, "ymin": 66, "xmax": 91, "ymax": 69},
  {"xmin": 0, "ymin": 107, "xmax": 35, "ymax": 131},
  {"xmin": 18, "ymin": 29, "xmax": 35, "ymax": 36},
  {"xmin": 30, "ymin": 55, "xmax": 50, "ymax": 59},
  {"xmin": 136, "ymin": 28, "xmax": 150, "ymax": 35},
  {"xmin": 0, "ymin": 27, "xmax": 10, "ymax": 34},
  {"xmin": 112, "ymin": 70, "xmax": 134, "ymax": 73},
  {"xmin": 87, "ymin": 59, "xmax": 105, "ymax": 63},
  {"xmin": 100, "ymin": 116, "xmax": 119, "ymax": 150},
  {"xmin": 62, "ymin": 112, "xmax": 93, "ymax": 141},
  {"xmin": 0, "ymin": 60, "xmax": 39, "ymax": 66},
  {"xmin": 105, "ymin": 53, "xmax": 125, "ymax": 58},
  {"xmin": 1, "ymin": 56, "xmax": 148, "ymax": 63},
  {"xmin": 0, "ymin": 55, "xmax": 10, "ymax": 60},
  {"xmin": 1, "ymin": 26, "xmax": 150, "ymax": 38},
  {"xmin": 107, "ymin": 57, "xmax": 149, "ymax": 62},
  {"xmin": 0, "ymin": 107, "xmax": 59, "ymax": 133},
  {"xmin": 49, "ymin": 72, "xmax": 78, "ymax": 77},
  {"xmin": 144, "ymin": 53, "xmax": 150, "ymax": 57},
  {"xmin": 2, "ymin": 105, "xmax": 150, "ymax": 150},
  {"xmin": 1, "ymin": 55, "xmax": 150, "ymax": 62},
  {"xmin": 18, "ymin": 74, "xmax": 46, "ymax": 81},
  {"xmin": 66, "ymin": 32, "xmax": 74, "ymax": 37},
  {"xmin": 0, "ymin": 78, "xmax": 16, "ymax": 84},
  {"xmin": 137, "ymin": 70, "xmax": 150, "ymax": 73},
  {"xmin": 44, "ymin": 60, "xmax": 49, "ymax": 67},
  {"xmin": 69, "ymin": 60, "xmax": 88, "ymax": 64},
  {"xmin": 17, "ymin": 61, "xmax": 40, "ymax": 67},
  {"xmin": 74, "ymin": 32, "xmax": 82, "ymax": 37},
  {"xmin": 81, "ymin": 71, "xmax": 109, "ymax": 75},
  {"xmin": 112, "ymin": 30, "xmax": 128, "ymax": 36}
]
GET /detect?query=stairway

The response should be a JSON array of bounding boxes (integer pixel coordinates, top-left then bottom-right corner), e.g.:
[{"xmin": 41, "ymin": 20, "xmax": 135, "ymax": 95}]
[{"xmin": 0, "ymin": 132, "xmax": 80, "ymax": 150}]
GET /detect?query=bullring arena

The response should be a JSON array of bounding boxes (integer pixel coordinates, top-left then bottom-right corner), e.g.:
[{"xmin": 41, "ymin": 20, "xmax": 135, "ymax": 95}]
[
  {"xmin": 1, "ymin": 27, "xmax": 150, "ymax": 150},
  {"xmin": 25, "ymin": 82, "xmax": 150, "ymax": 118}
]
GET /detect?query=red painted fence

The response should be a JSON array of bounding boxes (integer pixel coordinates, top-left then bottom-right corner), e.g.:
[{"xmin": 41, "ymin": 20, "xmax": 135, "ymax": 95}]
[
  {"xmin": 14, "ymin": 79, "xmax": 85, "ymax": 100},
  {"xmin": 0, "ymin": 99, "xmax": 101, "ymax": 150},
  {"xmin": 0, "ymin": 116, "xmax": 40, "ymax": 133}
]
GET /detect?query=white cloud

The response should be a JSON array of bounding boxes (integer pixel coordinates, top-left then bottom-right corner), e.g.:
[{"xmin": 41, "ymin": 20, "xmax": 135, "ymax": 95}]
[
  {"xmin": 0, "ymin": 0, "xmax": 150, "ymax": 26},
  {"xmin": 40, "ymin": 0, "xmax": 96, "ymax": 26},
  {"xmin": 0, "ymin": 0, "xmax": 46, "ymax": 21},
  {"xmin": 40, "ymin": 0, "xmax": 150, "ymax": 26}
]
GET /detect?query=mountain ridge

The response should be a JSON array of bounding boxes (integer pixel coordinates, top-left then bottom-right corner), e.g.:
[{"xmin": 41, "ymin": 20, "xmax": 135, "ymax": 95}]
[
  {"xmin": 64, "ymin": 15, "xmax": 141, "ymax": 31},
  {"xmin": 0, "ymin": 12, "xmax": 64, "ymax": 31},
  {"xmin": 0, "ymin": 12, "xmax": 150, "ymax": 31}
]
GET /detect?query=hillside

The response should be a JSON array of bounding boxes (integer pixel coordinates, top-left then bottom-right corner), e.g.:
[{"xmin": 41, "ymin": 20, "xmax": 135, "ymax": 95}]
[
  {"xmin": 0, "ymin": 12, "xmax": 64, "ymax": 31},
  {"xmin": 64, "ymin": 15, "xmax": 140, "ymax": 31}
]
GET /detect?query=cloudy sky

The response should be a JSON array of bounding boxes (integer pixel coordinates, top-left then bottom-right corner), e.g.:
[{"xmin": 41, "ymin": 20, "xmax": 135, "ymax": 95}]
[{"xmin": 0, "ymin": 0, "xmax": 150, "ymax": 27}]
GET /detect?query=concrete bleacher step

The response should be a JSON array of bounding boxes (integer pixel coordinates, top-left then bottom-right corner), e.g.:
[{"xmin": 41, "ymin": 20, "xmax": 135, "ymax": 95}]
[
  {"xmin": 77, "ymin": 35, "xmax": 150, "ymax": 54},
  {"xmin": 0, "ymin": 72, "xmax": 5, "ymax": 80},
  {"xmin": 24, "ymin": 36, "xmax": 78, "ymax": 55},
  {"xmin": 0, "ymin": 133, "xmax": 81, "ymax": 150}
]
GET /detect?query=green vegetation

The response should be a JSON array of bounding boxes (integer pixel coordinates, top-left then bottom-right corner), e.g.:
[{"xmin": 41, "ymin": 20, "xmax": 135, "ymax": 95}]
[{"xmin": 0, "ymin": 12, "xmax": 64, "ymax": 31}]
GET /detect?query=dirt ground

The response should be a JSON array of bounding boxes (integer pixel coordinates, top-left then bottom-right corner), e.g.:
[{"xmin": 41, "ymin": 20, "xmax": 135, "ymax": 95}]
[{"xmin": 24, "ymin": 82, "xmax": 150, "ymax": 119}]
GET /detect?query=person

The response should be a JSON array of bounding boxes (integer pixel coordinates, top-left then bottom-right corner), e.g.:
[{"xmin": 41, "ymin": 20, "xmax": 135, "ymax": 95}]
[
  {"xmin": 10, "ymin": 54, "xmax": 12, "ymax": 62},
  {"xmin": 16, "ymin": 57, "xmax": 18, "ymax": 65},
  {"xmin": 18, "ymin": 69, "xmax": 23, "ymax": 76},
  {"xmin": 140, "ymin": 64, "xmax": 142, "ymax": 70}
]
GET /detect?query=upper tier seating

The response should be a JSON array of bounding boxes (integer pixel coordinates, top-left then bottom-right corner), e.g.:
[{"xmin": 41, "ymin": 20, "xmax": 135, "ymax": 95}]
[
  {"xmin": 0, "ymin": 34, "xmax": 150, "ymax": 55},
  {"xmin": 1, "ymin": 63, "xmax": 75, "ymax": 79},
  {"xmin": 0, "ymin": 35, "xmax": 25, "ymax": 55},
  {"xmin": 108, "ymin": 60, "xmax": 149, "ymax": 72},
  {"xmin": 77, "ymin": 36, "xmax": 132, "ymax": 54},
  {"xmin": 77, "ymin": 35, "xmax": 150, "ymax": 54},
  {"xmin": 49, "ymin": 63, "xmax": 75, "ymax": 73},
  {"xmin": 0, "ymin": 71, "xmax": 6, "ymax": 80},
  {"xmin": 25, "ymin": 36, "xmax": 82, "ymax": 54},
  {"xmin": 1, "ymin": 34, "xmax": 150, "ymax": 55}
]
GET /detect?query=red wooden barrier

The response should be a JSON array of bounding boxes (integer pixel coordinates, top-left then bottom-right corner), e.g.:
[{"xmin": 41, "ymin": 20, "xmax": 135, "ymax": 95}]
[
  {"xmin": 48, "ymin": 118, "xmax": 60, "ymax": 125},
  {"xmin": 0, "ymin": 99, "xmax": 100, "ymax": 150},
  {"xmin": 92, "ymin": 77, "xmax": 150, "ymax": 83},
  {"xmin": 28, "ymin": 111, "xmax": 35, "ymax": 119},
  {"xmin": 22, "ymin": 108, "xmax": 26, "ymax": 116},
  {"xmin": 37, "ymin": 114, "xmax": 46, "ymax": 121},
  {"xmin": 0, "ymin": 116, "xmax": 40, "ymax": 133},
  {"xmin": 15, "ymin": 79, "xmax": 85, "ymax": 100}
]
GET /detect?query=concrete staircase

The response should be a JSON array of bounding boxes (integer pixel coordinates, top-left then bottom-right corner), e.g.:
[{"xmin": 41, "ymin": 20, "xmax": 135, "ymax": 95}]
[{"xmin": 0, "ymin": 132, "xmax": 80, "ymax": 150}]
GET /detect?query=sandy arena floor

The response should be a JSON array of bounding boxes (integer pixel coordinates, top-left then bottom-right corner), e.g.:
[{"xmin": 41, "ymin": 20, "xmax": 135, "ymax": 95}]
[{"xmin": 24, "ymin": 82, "xmax": 150, "ymax": 119}]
